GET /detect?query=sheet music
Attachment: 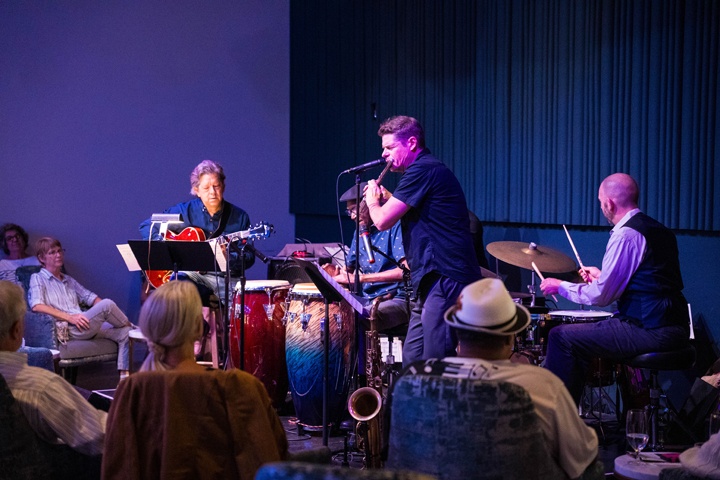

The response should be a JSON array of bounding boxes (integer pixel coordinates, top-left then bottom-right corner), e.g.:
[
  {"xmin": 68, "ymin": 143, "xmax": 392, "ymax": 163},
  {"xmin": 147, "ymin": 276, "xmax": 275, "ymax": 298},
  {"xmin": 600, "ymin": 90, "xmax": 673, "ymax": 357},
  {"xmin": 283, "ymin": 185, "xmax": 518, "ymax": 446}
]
[
  {"xmin": 116, "ymin": 244, "xmax": 141, "ymax": 271},
  {"xmin": 207, "ymin": 238, "xmax": 228, "ymax": 271}
]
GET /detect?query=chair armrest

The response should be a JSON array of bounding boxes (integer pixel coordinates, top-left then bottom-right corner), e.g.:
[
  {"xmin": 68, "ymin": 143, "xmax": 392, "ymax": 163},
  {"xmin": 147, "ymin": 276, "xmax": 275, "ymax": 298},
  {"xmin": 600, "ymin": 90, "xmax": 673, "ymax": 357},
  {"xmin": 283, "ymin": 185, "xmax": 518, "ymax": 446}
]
[
  {"xmin": 23, "ymin": 311, "xmax": 59, "ymax": 350},
  {"xmin": 18, "ymin": 346, "xmax": 56, "ymax": 372}
]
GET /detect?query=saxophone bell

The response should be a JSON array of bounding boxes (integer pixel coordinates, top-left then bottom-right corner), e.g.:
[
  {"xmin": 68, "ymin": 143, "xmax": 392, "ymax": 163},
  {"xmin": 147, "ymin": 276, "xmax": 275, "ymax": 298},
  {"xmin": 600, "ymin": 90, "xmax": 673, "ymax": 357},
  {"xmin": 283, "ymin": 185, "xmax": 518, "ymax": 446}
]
[{"xmin": 348, "ymin": 387, "xmax": 382, "ymax": 422}]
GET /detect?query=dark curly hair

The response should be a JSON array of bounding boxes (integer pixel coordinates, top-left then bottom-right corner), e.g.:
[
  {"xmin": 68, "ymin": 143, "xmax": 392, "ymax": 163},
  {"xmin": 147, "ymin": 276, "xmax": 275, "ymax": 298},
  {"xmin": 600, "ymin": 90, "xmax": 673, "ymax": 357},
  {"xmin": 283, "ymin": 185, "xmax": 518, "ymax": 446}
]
[{"xmin": 1, "ymin": 223, "xmax": 29, "ymax": 255}]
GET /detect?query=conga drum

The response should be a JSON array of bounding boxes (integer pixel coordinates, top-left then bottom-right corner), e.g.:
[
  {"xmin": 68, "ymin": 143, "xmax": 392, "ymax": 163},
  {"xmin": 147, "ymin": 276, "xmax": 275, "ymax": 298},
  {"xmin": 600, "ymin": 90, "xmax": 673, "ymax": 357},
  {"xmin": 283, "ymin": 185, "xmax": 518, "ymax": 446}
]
[
  {"xmin": 229, "ymin": 279, "xmax": 290, "ymax": 409},
  {"xmin": 285, "ymin": 283, "xmax": 354, "ymax": 431}
]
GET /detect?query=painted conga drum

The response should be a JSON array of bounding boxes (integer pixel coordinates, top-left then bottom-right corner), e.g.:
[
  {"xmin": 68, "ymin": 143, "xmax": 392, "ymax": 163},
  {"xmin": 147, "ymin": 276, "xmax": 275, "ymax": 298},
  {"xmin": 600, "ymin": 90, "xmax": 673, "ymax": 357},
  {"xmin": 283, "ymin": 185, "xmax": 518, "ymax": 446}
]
[{"xmin": 285, "ymin": 283, "xmax": 355, "ymax": 430}]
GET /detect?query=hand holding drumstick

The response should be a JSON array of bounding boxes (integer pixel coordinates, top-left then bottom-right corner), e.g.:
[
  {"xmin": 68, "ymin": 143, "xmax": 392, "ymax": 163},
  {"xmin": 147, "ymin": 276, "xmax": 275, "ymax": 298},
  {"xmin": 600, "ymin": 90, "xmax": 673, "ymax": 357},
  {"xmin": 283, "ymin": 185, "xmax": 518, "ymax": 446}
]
[{"xmin": 533, "ymin": 262, "xmax": 558, "ymax": 302}]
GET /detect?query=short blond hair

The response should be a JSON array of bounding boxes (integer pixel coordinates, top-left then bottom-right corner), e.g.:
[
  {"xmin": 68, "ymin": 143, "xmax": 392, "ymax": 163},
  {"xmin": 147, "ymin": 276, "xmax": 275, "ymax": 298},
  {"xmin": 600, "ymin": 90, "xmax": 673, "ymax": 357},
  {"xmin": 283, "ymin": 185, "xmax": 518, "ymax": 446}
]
[
  {"xmin": 35, "ymin": 237, "xmax": 62, "ymax": 267},
  {"xmin": 0, "ymin": 281, "xmax": 26, "ymax": 340},
  {"xmin": 138, "ymin": 281, "xmax": 204, "ymax": 371}
]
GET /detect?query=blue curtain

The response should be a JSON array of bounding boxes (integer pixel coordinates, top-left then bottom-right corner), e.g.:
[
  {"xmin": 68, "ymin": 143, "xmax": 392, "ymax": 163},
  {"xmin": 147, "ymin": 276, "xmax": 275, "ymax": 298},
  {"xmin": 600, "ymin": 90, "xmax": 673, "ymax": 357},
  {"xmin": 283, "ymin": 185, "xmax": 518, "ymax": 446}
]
[{"xmin": 291, "ymin": 0, "xmax": 720, "ymax": 231}]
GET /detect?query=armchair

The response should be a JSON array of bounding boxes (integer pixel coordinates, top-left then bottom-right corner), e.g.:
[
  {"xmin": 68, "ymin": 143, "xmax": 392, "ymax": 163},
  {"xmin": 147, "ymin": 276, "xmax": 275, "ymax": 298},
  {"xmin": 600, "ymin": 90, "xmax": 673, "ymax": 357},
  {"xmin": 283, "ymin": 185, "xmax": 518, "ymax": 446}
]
[
  {"xmin": 16, "ymin": 266, "xmax": 118, "ymax": 384},
  {"xmin": 386, "ymin": 374, "xmax": 604, "ymax": 480}
]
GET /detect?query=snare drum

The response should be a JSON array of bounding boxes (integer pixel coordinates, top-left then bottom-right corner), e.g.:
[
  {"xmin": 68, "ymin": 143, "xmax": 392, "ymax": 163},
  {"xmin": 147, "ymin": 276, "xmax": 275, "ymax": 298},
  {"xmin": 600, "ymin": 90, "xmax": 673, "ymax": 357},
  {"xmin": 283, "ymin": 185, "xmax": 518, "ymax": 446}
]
[
  {"xmin": 548, "ymin": 310, "xmax": 613, "ymax": 323},
  {"xmin": 229, "ymin": 280, "xmax": 290, "ymax": 409},
  {"xmin": 285, "ymin": 283, "xmax": 354, "ymax": 430}
]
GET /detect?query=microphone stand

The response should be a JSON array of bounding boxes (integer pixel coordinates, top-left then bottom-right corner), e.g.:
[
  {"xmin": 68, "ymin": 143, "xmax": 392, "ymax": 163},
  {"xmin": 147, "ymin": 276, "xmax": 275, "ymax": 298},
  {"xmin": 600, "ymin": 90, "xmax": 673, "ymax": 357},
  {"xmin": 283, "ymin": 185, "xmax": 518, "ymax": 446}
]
[
  {"xmin": 352, "ymin": 174, "xmax": 363, "ymax": 388},
  {"xmin": 225, "ymin": 239, "xmax": 246, "ymax": 370},
  {"xmin": 226, "ymin": 240, "xmax": 269, "ymax": 371}
]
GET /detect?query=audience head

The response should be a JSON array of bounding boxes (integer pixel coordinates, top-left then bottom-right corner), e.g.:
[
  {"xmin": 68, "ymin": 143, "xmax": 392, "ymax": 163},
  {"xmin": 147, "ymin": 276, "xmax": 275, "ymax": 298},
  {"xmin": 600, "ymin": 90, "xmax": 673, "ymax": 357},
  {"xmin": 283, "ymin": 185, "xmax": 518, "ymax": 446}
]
[
  {"xmin": 598, "ymin": 173, "xmax": 640, "ymax": 225},
  {"xmin": 0, "ymin": 280, "xmax": 26, "ymax": 349},
  {"xmin": 1, "ymin": 223, "xmax": 30, "ymax": 257},
  {"xmin": 35, "ymin": 237, "xmax": 63, "ymax": 268},
  {"xmin": 138, "ymin": 280, "xmax": 203, "ymax": 371},
  {"xmin": 444, "ymin": 278, "xmax": 530, "ymax": 358}
]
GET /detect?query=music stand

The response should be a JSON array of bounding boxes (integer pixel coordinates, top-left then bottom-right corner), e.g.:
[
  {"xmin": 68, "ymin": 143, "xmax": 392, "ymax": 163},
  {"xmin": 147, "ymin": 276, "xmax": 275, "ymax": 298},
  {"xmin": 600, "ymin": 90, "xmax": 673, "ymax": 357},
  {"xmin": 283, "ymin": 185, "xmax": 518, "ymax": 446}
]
[
  {"xmin": 292, "ymin": 258, "xmax": 368, "ymax": 446},
  {"xmin": 127, "ymin": 240, "xmax": 224, "ymax": 278}
]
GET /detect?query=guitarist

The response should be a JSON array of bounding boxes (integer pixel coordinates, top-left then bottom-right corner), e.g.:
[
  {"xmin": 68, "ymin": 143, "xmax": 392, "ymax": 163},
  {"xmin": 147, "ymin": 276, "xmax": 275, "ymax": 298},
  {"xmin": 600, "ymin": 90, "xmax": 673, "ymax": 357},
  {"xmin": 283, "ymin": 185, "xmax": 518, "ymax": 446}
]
[{"xmin": 138, "ymin": 159, "xmax": 255, "ymax": 306}]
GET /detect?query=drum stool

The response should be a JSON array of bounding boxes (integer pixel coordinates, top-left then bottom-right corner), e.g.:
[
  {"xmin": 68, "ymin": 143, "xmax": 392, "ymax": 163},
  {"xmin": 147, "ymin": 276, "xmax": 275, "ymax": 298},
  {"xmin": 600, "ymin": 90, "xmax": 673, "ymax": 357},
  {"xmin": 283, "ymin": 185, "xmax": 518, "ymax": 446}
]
[{"xmin": 620, "ymin": 345, "xmax": 696, "ymax": 451}]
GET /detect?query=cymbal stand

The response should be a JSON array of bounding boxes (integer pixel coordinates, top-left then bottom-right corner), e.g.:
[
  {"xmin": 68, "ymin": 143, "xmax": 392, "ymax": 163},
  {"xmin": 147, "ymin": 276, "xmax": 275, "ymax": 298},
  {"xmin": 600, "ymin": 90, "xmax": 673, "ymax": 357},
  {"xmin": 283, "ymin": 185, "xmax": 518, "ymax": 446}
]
[{"xmin": 527, "ymin": 270, "xmax": 538, "ymax": 308}]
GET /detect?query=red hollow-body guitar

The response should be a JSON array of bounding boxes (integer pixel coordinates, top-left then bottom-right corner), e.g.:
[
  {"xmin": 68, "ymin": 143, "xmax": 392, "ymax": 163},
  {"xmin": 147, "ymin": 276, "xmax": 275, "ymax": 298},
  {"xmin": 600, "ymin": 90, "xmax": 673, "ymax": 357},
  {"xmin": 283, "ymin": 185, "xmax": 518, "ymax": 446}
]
[{"xmin": 144, "ymin": 222, "xmax": 273, "ymax": 289}]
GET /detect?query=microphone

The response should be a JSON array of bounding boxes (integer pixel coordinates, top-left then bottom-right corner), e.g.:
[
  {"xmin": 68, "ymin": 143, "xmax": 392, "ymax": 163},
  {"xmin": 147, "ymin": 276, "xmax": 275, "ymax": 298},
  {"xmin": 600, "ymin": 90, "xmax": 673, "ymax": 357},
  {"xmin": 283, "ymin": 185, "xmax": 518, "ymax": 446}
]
[
  {"xmin": 341, "ymin": 158, "xmax": 387, "ymax": 175},
  {"xmin": 359, "ymin": 223, "xmax": 375, "ymax": 264},
  {"xmin": 243, "ymin": 242, "xmax": 269, "ymax": 264}
]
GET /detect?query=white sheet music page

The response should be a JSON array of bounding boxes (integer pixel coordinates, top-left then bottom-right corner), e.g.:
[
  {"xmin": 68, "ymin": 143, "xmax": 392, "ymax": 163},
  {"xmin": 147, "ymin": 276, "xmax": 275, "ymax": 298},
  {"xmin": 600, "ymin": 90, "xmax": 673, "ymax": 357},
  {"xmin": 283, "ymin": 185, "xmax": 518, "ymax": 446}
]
[
  {"xmin": 116, "ymin": 244, "xmax": 141, "ymax": 271},
  {"xmin": 207, "ymin": 238, "xmax": 228, "ymax": 271}
]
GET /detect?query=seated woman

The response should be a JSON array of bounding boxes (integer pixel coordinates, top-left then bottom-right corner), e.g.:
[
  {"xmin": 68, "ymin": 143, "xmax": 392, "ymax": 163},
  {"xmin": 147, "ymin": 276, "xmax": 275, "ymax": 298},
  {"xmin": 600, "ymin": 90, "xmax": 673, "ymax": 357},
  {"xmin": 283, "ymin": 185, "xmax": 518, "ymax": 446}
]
[
  {"xmin": 27, "ymin": 237, "xmax": 133, "ymax": 378},
  {"xmin": 0, "ymin": 223, "xmax": 40, "ymax": 279},
  {"xmin": 102, "ymin": 281, "xmax": 288, "ymax": 479}
]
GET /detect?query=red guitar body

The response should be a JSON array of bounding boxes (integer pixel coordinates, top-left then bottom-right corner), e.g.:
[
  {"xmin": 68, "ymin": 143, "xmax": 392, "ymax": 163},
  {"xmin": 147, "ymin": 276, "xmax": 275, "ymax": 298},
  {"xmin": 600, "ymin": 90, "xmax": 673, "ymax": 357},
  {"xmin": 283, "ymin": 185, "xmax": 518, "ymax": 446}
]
[
  {"xmin": 143, "ymin": 222, "xmax": 273, "ymax": 290},
  {"xmin": 144, "ymin": 227, "xmax": 206, "ymax": 289}
]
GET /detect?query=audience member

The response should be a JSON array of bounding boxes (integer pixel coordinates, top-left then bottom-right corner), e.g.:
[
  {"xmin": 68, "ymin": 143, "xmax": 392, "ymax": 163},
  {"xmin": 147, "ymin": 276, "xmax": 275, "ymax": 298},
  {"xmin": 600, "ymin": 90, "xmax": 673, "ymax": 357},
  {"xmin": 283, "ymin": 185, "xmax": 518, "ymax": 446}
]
[
  {"xmin": 0, "ymin": 280, "xmax": 106, "ymax": 456},
  {"xmin": 102, "ymin": 281, "xmax": 288, "ymax": 479},
  {"xmin": 0, "ymin": 223, "xmax": 40, "ymax": 280},
  {"xmin": 399, "ymin": 278, "xmax": 599, "ymax": 479},
  {"xmin": 27, "ymin": 237, "xmax": 133, "ymax": 378}
]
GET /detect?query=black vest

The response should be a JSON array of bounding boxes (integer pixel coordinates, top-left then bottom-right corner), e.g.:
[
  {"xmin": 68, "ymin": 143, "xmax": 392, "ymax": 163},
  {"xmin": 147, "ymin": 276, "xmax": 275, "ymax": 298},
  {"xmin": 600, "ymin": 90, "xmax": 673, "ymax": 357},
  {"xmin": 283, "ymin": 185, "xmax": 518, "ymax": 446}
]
[{"xmin": 617, "ymin": 212, "xmax": 687, "ymax": 329}]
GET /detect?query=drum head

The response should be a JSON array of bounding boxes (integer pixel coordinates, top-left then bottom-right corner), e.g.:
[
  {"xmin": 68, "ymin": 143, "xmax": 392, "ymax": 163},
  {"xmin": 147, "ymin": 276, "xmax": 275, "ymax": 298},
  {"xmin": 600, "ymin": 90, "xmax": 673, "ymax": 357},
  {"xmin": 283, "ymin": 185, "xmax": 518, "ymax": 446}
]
[
  {"xmin": 549, "ymin": 310, "xmax": 612, "ymax": 322},
  {"xmin": 236, "ymin": 279, "xmax": 290, "ymax": 291},
  {"xmin": 290, "ymin": 283, "xmax": 321, "ymax": 296}
]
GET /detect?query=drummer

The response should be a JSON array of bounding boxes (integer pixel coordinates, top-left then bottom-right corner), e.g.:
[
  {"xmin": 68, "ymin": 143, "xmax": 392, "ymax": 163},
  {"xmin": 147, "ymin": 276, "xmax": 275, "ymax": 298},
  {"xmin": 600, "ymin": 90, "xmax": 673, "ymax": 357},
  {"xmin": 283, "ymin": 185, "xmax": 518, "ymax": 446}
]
[
  {"xmin": 323, "ymin": 183, "xmax": 410, "ymax": 334},
  {"xmin": 539, "ymin": 173, "xmax": 690, "ymax": 404}
]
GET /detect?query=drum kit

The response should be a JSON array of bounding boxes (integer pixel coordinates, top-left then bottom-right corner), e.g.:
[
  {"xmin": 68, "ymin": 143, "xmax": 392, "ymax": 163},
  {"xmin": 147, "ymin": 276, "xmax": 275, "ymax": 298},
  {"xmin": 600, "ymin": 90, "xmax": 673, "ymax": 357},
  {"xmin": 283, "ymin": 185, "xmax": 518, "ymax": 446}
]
[{"xmin": 486, "ymin": 240, "xmax": 611, "ymax": 366}]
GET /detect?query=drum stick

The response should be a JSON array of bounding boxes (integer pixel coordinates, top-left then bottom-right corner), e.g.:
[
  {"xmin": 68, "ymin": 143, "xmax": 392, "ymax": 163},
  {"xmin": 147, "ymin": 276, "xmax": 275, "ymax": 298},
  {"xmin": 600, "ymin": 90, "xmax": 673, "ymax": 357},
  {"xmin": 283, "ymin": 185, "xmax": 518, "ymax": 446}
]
[
  {"xmin": 562, "ymin": 225, "xmax": 587, "ymax": 273},
  {"xmin": 531, "ymin": 261, "xmax": 558, "ymax": 302}
]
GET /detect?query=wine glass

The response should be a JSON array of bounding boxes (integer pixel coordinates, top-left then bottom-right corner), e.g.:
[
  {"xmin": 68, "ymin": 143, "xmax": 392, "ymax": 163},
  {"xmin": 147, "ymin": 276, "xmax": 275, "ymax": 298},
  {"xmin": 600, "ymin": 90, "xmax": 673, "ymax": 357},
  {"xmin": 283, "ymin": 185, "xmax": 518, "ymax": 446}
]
[{"xmin": 626, "ymin": 409, "xmax": 649, "ymax": 460}]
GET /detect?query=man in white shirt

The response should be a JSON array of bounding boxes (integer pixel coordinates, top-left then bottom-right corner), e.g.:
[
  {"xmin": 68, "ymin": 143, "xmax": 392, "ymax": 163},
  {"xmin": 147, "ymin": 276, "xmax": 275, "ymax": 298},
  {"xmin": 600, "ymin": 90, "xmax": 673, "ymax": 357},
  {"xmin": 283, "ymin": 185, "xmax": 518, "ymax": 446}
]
[
  {"xmin": 428, "ymin": 278, "xmax": 599, "ymax": 479},
  {"xmin": 0, "ymin": 280, "xmax": 106, "ymax": 456}
]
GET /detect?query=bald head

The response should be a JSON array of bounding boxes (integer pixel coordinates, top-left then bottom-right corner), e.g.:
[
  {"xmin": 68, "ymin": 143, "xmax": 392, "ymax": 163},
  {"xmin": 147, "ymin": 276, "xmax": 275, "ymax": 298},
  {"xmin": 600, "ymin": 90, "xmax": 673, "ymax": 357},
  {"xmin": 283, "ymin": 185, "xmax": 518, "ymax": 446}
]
[{"xmin": 598, "ymin": 173, "xmax": 639, "ymax": 225}]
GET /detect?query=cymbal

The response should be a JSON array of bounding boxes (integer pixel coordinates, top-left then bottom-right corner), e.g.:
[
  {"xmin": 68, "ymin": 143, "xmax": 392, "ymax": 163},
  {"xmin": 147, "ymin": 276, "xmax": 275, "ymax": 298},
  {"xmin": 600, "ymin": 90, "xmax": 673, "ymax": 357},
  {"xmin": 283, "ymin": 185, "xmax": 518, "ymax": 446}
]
[{"xmin": 486, "ymin": 241, "xmax": 577, "ymax": 273}]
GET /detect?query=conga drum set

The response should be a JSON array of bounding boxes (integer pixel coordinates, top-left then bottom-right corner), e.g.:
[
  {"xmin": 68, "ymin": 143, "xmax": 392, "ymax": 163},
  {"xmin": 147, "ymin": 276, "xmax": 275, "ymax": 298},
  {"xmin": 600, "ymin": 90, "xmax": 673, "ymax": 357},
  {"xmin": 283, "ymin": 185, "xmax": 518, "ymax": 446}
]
[{"xmin": 229, "ymin": 279, "xmax": 356, "ymax": 433}]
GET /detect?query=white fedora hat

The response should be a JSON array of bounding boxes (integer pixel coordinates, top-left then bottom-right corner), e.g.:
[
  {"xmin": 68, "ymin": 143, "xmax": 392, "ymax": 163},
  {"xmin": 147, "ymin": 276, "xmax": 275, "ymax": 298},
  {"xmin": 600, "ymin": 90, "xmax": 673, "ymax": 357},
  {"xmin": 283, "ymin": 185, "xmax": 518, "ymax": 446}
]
[{"xmin": 444, "ymin": 278, "xmax": 530, "ymax": 336}]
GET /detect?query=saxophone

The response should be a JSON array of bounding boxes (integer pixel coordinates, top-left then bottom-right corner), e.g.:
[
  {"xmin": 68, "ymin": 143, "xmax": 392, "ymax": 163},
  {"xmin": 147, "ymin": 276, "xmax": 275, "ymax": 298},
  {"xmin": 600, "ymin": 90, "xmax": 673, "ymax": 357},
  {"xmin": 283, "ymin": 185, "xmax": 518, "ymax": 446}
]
[{"xmin": 347, "ymin": 294, "xmax": 389, "ymax": 469}]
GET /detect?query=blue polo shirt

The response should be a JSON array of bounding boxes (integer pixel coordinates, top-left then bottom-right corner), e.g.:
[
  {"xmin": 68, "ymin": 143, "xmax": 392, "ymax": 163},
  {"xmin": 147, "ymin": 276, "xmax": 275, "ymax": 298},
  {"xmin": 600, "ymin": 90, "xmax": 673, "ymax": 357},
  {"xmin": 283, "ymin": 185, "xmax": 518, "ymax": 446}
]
[{"xmin": 392, "ymin": 149, "xmax": 481, "ymax": 292}]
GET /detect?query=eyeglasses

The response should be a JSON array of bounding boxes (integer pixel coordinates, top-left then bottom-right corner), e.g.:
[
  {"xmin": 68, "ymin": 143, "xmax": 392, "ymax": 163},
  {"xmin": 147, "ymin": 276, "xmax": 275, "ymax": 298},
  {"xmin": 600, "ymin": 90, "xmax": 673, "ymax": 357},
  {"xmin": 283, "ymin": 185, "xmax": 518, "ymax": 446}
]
[
  {"xmin": 346, "ymin": 209, "xmax": 357, "ymax": 217},
  {"xmin": 4, "ymin": 234, "xmax": 21, "ymax": 242},
  {"xmin": 45, "ymin": 248, "xmax": 65, "ymax": 256}
]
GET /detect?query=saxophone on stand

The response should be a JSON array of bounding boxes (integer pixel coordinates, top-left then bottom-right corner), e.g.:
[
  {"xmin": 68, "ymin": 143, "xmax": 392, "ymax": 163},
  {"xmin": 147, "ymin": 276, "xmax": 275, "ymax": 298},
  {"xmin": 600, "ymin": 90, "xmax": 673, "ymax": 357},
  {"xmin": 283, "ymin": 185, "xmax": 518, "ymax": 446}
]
[{"xmin": 347, "ymin": 295, "xmax": 389, "ymax": 469}]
